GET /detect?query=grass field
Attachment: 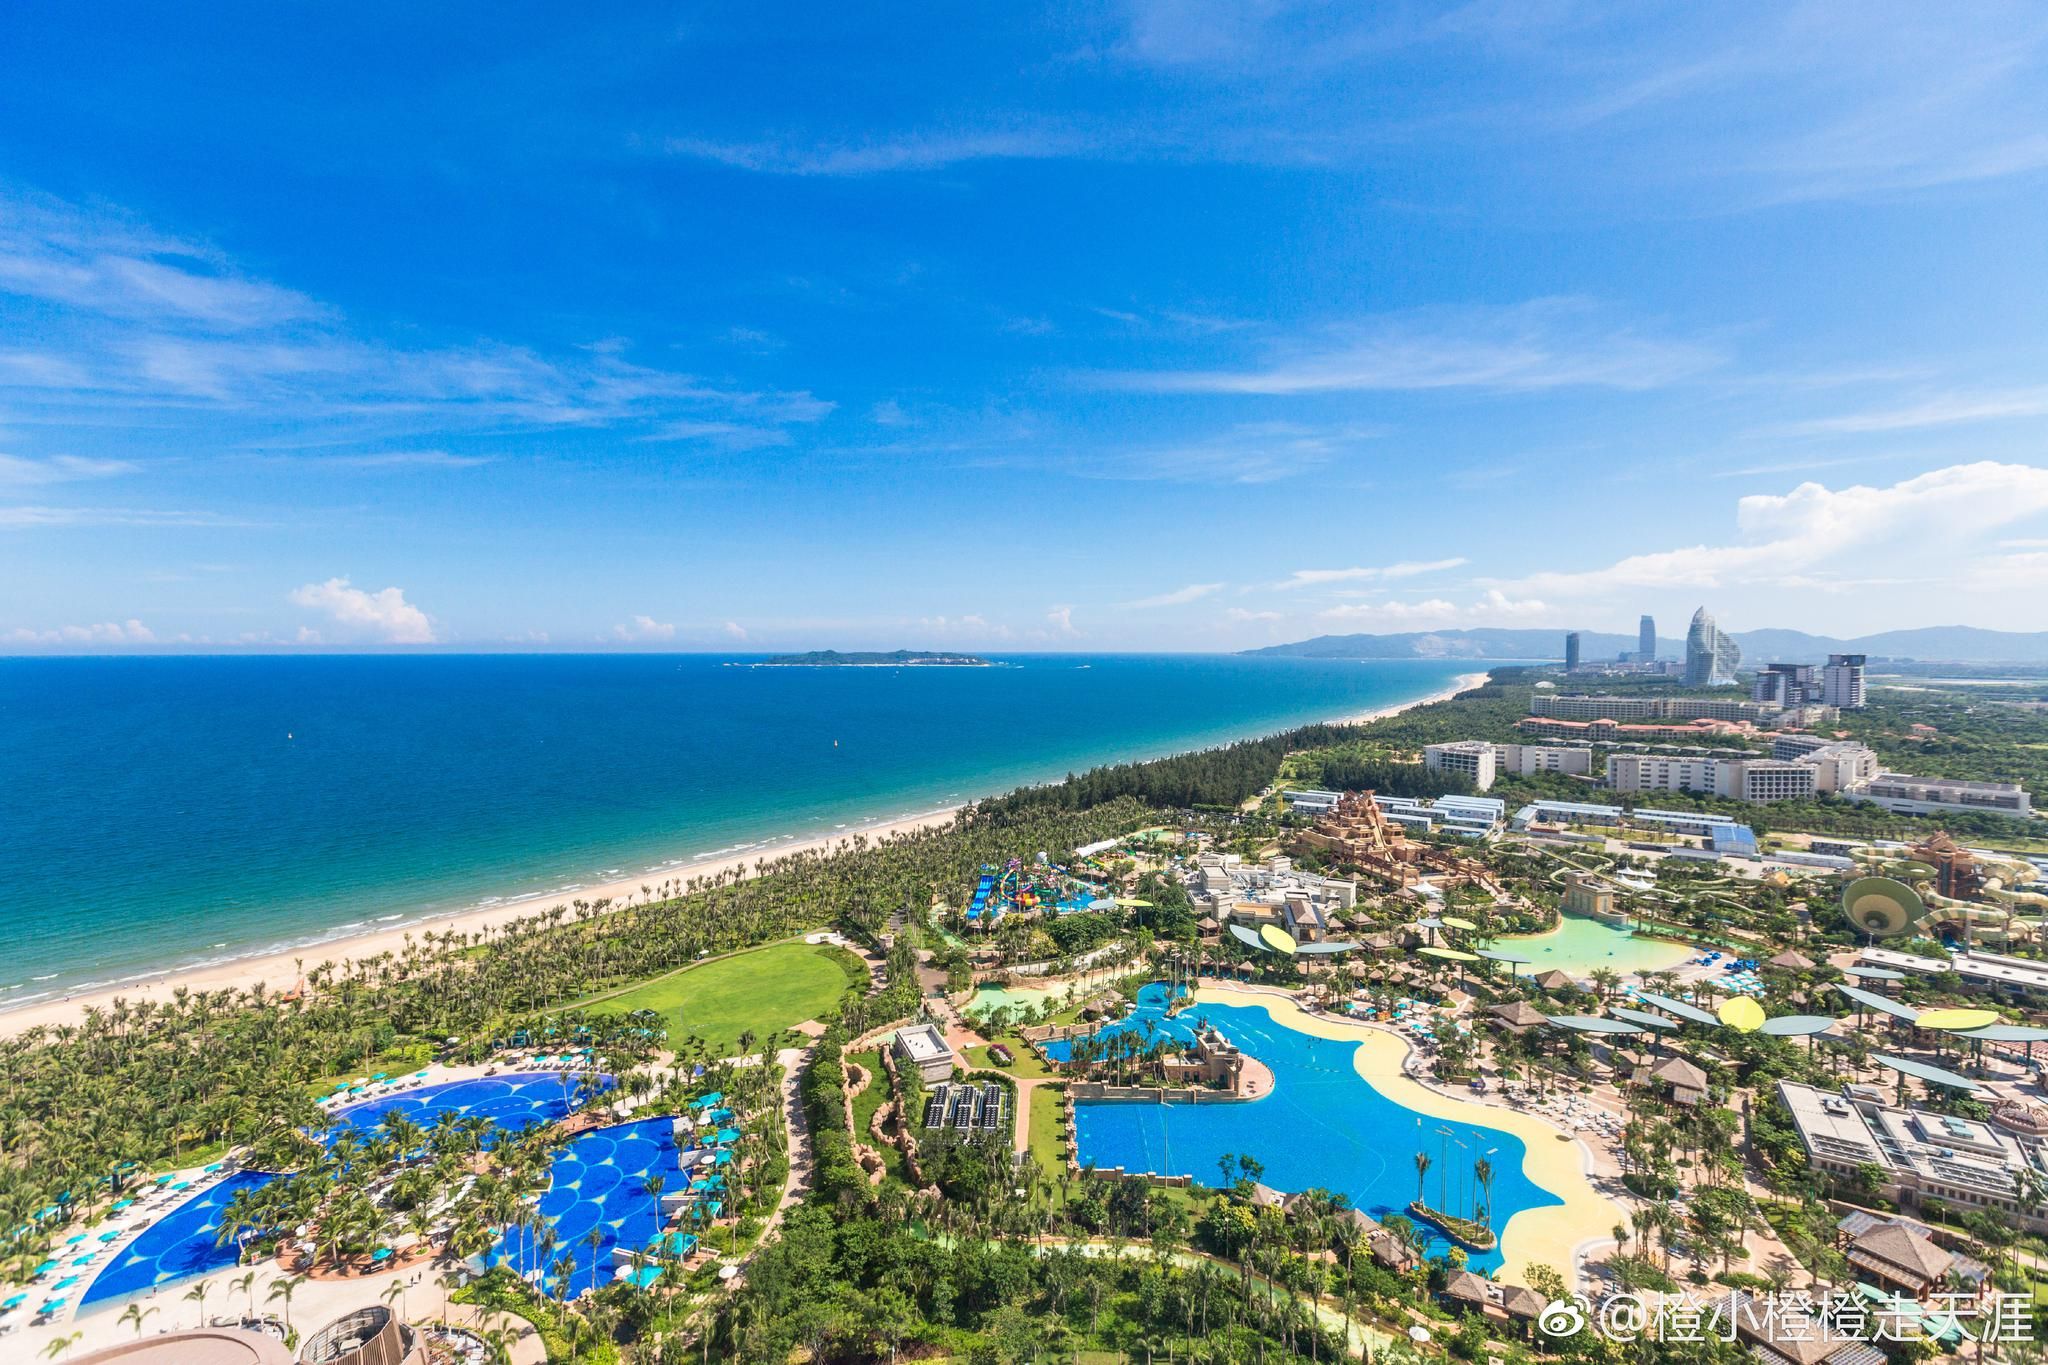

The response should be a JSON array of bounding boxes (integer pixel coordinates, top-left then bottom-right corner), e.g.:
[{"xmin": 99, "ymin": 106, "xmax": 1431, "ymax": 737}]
[
  {"xmin": 1028, "ymin": 1082, "xmax": 1067, "ymax": 1181},
  {"xmin": 964, "ymin": 1043, "xmax": 1057, "ymax": 1080},
  {"xmin": 575, "ymin": 940, "xmax": 863, "ymax": 1055}
]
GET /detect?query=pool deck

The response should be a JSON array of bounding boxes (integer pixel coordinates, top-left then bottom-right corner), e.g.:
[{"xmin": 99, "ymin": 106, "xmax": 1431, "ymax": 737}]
[{"xmin": 1189, "ymin": 984, "xmax": 1624, "ymax": 1289}]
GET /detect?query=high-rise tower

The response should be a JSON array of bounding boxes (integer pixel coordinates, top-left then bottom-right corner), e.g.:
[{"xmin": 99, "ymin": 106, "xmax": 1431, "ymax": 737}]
[
  {"xmin": 1638, "ymin": 615, "xmax": 1656, "ymax": 661},
  {"xmin": 1684, "ymin": 607, "xmax": 1741, "ymax": 686}
]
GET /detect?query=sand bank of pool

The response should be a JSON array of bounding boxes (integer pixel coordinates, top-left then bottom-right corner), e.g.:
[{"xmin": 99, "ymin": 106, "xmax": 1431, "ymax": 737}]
[{"xmin": 1191, "ymin": 985, "xmax": 1621, "ymax": 1287}]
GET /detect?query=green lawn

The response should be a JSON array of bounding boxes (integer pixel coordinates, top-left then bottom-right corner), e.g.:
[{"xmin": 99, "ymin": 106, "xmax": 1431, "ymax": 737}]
[
  {"xmin": 964, "ymin": 1044, "xmax": 1057, "ymax": 1080},
  {"xmin": 573, "ymin": 940, "xmax": 861, "ymax": 1055},
  {"xmin": 1028, "ymin": 1083, "xmax": 1067, "ymax": 1181}
]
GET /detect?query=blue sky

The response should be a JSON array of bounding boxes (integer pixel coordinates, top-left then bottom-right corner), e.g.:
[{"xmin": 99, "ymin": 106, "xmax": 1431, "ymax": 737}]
[{"xmin": 6, "ymin": 1, "xmax": 2048, "ymax": 651}]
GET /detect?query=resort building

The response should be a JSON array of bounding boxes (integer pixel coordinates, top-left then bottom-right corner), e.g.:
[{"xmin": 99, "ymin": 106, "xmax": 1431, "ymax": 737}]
[
  {"xmin": 1859, "ymin": 946, "xmax": 2048, "ymax": 1002},
  {"xmin": 1373, "ymin": 792, "xmax": 1507, "ymax": 837},
  {"xmin": 1560, "ymin": 870, "xmax": 1615, "ymax": 918},
  {"xmin": 1529, "ymin": 691, "xmax": 1833, "ymax": 725},
  {"xmin": 1422, "ymin": 740, "xmax": 1497, "ymax": 791},
  {"xmin": 892, "ymin": 1022, "xmax": 957, "ymax": 1083},
  {"xmin": 1282, "ymin": 788, "xmax": 1344, "ymax": 814},
  {"xmin": 1158, "ymin": 1024, "xmax": 1247, "ymax": 1088},
  {"xmin": 1605, "ymin": 741, "xmax": 1880, "ymax": 805},
  {"xmin": 1850, "ymin": 772, "xmax": 2033, "ymax": 818},
  {"xmin": 1753, "ymin": 662, "xmax": 1819, "ymax": 706},
  {"xmin": 1424, "ymin": 741, "xmax": 1593, "ymax": 791},
  {"xmin": 1293, "ymin": 792, "xmax": 1498, "ymax": 891},
  {"xmin": 1630, "ymin": 1054, "xmax": 1710, "ymax": 1106},
  {"xmin": 1776, "ymin": 1081, "xmax": 2048, "ymax": 1232},
  {"xmin": 1517, "ymin": 715, "xmax": 1777, "ymax": 745},
  {"xmin": 1823, "ymin": 653, "xmax": 1868, "ymax": 709}
]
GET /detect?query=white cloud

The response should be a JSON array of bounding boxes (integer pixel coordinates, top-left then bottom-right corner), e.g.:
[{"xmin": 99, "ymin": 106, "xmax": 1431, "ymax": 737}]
[
  {"xmin": 1107, "ymin": 300, "xmax": 1718, "ymax": 396},
  {"xmin": 612, "ymin": 614, "xmax": 678, "ymax": 642},
  {"xmin": 1224, "ymin": 607, "xmax": 1282, "ymax": 622},
  {"xmin": 1125, "ymin": 582, "xmax": 1225, "ymax": 608},
  {"xmin": 723, "ymin": 621, "xmax": 749, "ymax": 640},
  {"xmin": 3, "ymin": 618, "xmax": 155, "ymax": 646},
  {"xmin": 1318, "ymin": 590, "xmax": 1553, "ymax": 628},
  {"xmin": 289, "ymin": 577, "xmax": 436, "ymax": 644},
  {"xmin": 1072, "ymin": 421, "xmax": 1384, "ymax": 485},
  {"xmin": 1276, "ymin": 557, "xmax": 1467, "ymax": 589},
  {"xmin": 1046, "ymin": 605, "xmax": 1079, "ymax": 637},
  {"xmin": 1501, "ymin": 461, "xmax": 2048, "ymax": 599},
  {"xmin": 0, "ymin": 453, "xmax": 138, "ymax": 485}
]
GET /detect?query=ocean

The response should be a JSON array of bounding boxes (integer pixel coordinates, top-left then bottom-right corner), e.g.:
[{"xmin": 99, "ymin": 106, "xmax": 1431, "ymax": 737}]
[{"xmin": 0, "ymin": 653, "xmax": 1472, "ymax": 1005}]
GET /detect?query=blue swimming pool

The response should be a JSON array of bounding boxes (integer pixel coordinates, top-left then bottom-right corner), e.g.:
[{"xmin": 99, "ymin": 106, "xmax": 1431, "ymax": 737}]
[
  {"xmin": 79, "ymin": 1072, "xmax": 607, "ymax": 1312},
  {"xmin": 1070, "ymin": 994, "xmax": 1559, "ymax": 1270},
  {"xmin": 329, "ymin": 1071, "xmax": 608, "ymax": 1141},
  {"xmin": 1040, "ymin": 981, "xmax": 1197, "ymax": 1061},
  {"xmin": 77, "ymin": 1170, "xmax": 277, "ymax": 1309},
  {"xmin": 489, "ymin": 1118, "xmax": 689, "ymax": 1299}
]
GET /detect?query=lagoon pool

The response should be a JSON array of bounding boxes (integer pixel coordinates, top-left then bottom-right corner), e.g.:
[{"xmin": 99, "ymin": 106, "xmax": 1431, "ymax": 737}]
[
  {"xmin": 1071, "ymin": 993, "xmax": 1557, "ymax": 1270},
  {"xmin": 1494, "ymin": 912, "xmax": 1689, "ymax": 978}
]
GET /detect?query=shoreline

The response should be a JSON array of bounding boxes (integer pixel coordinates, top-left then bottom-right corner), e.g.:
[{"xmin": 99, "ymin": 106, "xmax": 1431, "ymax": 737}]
[
  {"xmin": 1190, "ymin": 985, "xmax": 1622, "ymax": 1288},
  {"xmin": 0, "ymin": 665, "xmax": 1489, "ymax": 1039}
]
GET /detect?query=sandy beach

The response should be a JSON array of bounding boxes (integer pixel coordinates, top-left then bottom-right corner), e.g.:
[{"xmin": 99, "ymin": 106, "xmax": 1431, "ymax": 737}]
[
  {"xmin": 0, "ymin": 805, "xmax": 961, "ymax": 1040},
  {"xmin": 1193, "ymin": 985, "xmax": 1622, "ymax": 1288},
  {"xmin": 1, "ymin": 667, "xmax": 1490, "ymax": 1041},
  {"xmin": 1337, "ymin": 670, "xmax": 1489, "ymax": 724}
]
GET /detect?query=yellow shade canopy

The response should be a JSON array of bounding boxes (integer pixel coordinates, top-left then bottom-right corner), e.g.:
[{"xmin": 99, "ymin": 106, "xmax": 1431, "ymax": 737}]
[
  {"xmin": 1440, "ymin": 915, "xmax": 1478, "ymax": 931},
  {"xmin": 1258, "ymin": 924, "xmax": 1298, "ymax": 956},
  {"xmin": 1915, "ymin": 1007, "xmax": 2001, "ymax": 1032},
  {"xmin": 1718, "ymin": 996, "xmax": 1766, "ymax": 1032}
]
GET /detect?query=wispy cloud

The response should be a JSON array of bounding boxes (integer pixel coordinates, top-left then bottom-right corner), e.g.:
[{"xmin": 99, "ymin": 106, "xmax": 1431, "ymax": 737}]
[
  {"xmin": 3, "ymin": 618, "xmax": 156, "ymax": 646},
  {"xmin": 1317, "ymin": 589, "xmax": 1553, "ymax": 628},
  {"xmin": 0, "ymin": 504, "xmax": 249, "ymax": 529},
  {"xmin": 1772, "ymin": 386, "xmax": 2048, "ymax": 436},
  {"xmin": 1124, "ymin": 582, "xmax": 1225, "ymax": 608},
  {"xmin": 1103, "ymin": 300, "xmax": 1719, "ymax": 396},
  {"xmin": 1069, "ymin": 421, "xmax": 1383, "ymax": 484},
  {"xmin": 664, "ymin": 127, "xmax": 1092, "ymax": 176},
  {"xmin": 1276, "ymin": 557, "xmax": 1467, "ymax": 590},
  {"xmin": 0, "ymin": 453, "xmax": 138, "ymax": 485}
]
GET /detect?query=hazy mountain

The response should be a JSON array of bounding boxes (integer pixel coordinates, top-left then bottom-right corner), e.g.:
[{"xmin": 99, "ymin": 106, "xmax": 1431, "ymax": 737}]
[{"xmin": 1243, "ymin": 625, "xmax": 2048, "ymax": 664}]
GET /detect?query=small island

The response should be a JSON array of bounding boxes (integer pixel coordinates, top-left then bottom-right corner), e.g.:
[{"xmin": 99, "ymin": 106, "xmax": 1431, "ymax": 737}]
[{"xmin": 756, "ymin": 649, "xmax": 993, "ymax": 667}]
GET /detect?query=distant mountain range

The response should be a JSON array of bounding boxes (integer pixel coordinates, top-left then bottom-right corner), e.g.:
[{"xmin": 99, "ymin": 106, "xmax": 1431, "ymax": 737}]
[{"xmin": 1242, "ymin": 626, "xmax": 2048, "ymax": 664}]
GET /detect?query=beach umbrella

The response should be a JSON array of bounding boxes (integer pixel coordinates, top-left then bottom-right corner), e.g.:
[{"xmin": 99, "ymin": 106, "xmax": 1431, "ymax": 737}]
[
  {"xmin": 98, "ymin": 1231, "xmax": 120, "ymax": 1242},
  {"xmin": 2, "ymin": 1292, "xmax": 26, "ymax": 1309},
  {"xmin": 39, "ymin": 1298, "xmax": 65, "ymax": 1313},
  {"xmin": 64, "ymin": 1234, "xmax": 84, "ymax": 1245},
  {"xmin": 110, "ymin": 1199, "xmax": 133, "ymax": 1212},
  {"xmin": 32, "ymin": 1261, "xmax": 56, "ymax": 1276}
]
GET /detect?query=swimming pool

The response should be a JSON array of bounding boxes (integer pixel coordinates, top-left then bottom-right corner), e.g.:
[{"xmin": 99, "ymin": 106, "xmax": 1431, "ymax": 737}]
[
  {"xmin": 490, "ymin": 1118, "xmax": 688, "ymax": 1298},
  {"xmin": 77, "ymin": 1170, "xmax": 277, "ymax": 1309},
  {"xmin": 329, "ymin": 1071, "xmax": 607, "ymax": 1141},
  {"xmin": 966, "ymin": 969, "xmax": 1124, "ymax": 1023},
  {"xmin": 1038, "ymin": 981, "xmax": 1194, "ymax": 1060},
  {"xmin": 79, "ymin": 1072, "xmax": 606, "ymax": 1312},
  {"xmin": 1494, "ymin": 912, "xmax": 1690, "ymax": 977},
  {"xmin": 1070, "ymin": 996, "xmax": 1559, "ymax": 1270}
]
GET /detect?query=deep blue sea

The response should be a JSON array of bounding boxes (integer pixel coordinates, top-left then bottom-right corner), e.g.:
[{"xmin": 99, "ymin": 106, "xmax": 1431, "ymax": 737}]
[{"xmin": 0, "ymin": 653, "xmax": 1473, "ymax": 1005}]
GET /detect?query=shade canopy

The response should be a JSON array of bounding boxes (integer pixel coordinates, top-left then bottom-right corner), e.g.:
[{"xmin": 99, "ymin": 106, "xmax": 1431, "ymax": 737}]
[
  {"xmin": 1956, "ymin": 1023, "xmax": 2048, "ymax": 1043},
  {"xmin": 1259, "ymin": 924, "xmax": 1299, "ymax": 956},
  {"xmin": 1635, "ymin": 991, "xmax": 1719, "ymax": 1026},
  {"xmin": 1759, "ymin": 1014, "xmax": 1841, "ymax": 1038},
  {"xmin": 1718, "ymin": 997, "xmax": 1767, "ymax": 1032},
  {"xmin": 1418, "ymin": 946, "xmax": 1479, "ymax": 963},
  {"xmin": 1294, "ymin": 940, "xmax": 1362, "ymax": 955},
  {"xmin": 1440, "ymin": 915, "xmax": 1478, "ymax": 931},
  {"xmin": 1608, "ymin": 1006, "xmax": 1679, "ymax": 1031},
  {"xmin": 1546, "ymin": 1015, "xmax": 1644, "ymax": 1035},
  {"xmin": 1835, "ymin": 983, "xmax": 1921, "ymax": 1023},
  {"xmin": 1915, "ymin": 1007, "xmax": 2001, "ymax": 1032},
  {"xmin": 1846, "ymin": 966, "xmax": 1907, "ymax": 982},
  {"xmin": 1872, "ymin": 1053, "xmax": 1983, "ymax": 1094},
  {"xmin": 1415, "ymin": 917, "xmax": 1447, "ymax": 930},
  {"xmin": 1476, "ymin": 949, "xmax": 1530, "ymax": 965}
]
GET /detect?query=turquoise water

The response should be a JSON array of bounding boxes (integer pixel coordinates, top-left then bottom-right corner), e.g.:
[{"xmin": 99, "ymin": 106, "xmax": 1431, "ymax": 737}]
[
  {"xmin": 1495, "ymin": 913, "xmax": 1692, "ymax": 977},
  {"xmin": 0, "ymin": 654, "xmax": 1471, "ymax": 1004},
  {"xmin": 493, "ymin": 1117, "xmax": 688, "ymax": 1299},
  {"xmin": 1070, "ymin": 988, "xmax": 1556, "ymax": 1270}
]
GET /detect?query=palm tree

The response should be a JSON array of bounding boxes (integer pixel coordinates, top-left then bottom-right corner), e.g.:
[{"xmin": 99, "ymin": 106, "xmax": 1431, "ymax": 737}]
[
  {"xmin": 183, "ymin": 1278, "xmax": 214, "ymax": 1329},
  {"xmin": 267, "ymin": 1273, "xmax": 304, "ymax": 1332},
  {"xmin": 230, "ymin": 1270, "xmax": 258, "ymax": 1320},
  {"xmin": 1412, "ymin": 1150, "xmax": 1431, "ymax": 1206},
  {"xmin": 42, "ymin": 1332, "xmax": 82, "ymax": 1360},
  {"xmin": 118, "ymin": 1303, "xmax": 158, "ymax": 1338},
  {"xmin": 381, "ymin": 1276, "xmax": 407, "ymax": 1321}
]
